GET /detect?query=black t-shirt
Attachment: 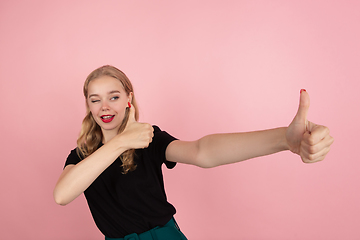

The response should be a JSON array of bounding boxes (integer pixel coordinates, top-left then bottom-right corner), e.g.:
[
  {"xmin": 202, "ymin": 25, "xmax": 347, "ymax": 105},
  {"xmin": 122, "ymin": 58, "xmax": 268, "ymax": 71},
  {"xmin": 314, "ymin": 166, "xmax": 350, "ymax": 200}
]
[{"xmin": 64, "ymin": 126, "xmax": 178, "ymax": 238}]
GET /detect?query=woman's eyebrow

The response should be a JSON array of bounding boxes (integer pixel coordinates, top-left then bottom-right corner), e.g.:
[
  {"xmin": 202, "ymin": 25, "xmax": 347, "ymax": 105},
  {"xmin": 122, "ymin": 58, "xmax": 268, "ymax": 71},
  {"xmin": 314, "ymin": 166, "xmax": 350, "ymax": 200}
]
[
  {"xmin": 109, "ymin": 90, "xmax": 121, "ymax": 94},
  {"xmin": 88, "ymin": 93, "xmax": 99, "ymax": 98},
  {"xmin": 88, "ymin": 90, "xmax": 121, "ymax": 98}
]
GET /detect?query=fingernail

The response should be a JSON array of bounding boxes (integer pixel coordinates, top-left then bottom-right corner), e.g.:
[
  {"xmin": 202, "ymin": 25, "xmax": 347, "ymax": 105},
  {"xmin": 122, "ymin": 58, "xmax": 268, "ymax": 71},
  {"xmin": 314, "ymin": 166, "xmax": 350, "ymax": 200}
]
[
  {"xmin": 300, "ymin": 89, "xmax": 306, "ymax": 94},
  {"xmin": 128, "ymin": 102, "xmax": 131, "ymax": 108}
]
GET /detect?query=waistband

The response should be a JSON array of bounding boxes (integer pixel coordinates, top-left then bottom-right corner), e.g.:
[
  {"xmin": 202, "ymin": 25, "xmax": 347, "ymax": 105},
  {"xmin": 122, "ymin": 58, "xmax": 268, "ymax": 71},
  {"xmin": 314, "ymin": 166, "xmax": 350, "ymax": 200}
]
[{"xmin": 105, "ymin": 218, "xmax": 186, "ymax": 240}]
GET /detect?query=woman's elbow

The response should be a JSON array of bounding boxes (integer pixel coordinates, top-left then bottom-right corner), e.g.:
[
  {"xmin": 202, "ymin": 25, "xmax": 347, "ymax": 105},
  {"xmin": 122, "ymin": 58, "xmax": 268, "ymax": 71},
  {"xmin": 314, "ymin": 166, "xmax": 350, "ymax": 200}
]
[
  {"xmin": 195, "ymin": 154, "xmax": 219, "ymax": 168},
  {"xmin": 53, "ymin": 188, "xmax": 70, "ymax": 206}
]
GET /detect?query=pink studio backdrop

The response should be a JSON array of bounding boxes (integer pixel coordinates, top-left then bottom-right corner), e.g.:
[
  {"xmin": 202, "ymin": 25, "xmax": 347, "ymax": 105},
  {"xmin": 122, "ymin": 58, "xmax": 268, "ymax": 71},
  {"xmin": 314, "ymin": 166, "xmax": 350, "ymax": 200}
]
[{"xmin": 1, "ymin": 1, "xmax": 359, "ymax": 239}]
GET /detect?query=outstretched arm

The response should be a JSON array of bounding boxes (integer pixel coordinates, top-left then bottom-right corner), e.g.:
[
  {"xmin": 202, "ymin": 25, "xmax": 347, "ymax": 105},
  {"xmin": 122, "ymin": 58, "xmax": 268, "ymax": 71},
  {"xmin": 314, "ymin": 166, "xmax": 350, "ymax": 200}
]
[{"xmin": 166, "ymin": 90, "xmax": 334, "ymax": 168}]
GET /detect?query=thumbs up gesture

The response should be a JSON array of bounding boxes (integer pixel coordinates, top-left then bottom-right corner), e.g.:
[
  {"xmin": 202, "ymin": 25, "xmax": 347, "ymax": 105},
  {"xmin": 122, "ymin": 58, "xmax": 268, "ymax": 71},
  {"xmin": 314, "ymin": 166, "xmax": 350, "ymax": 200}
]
[
  {"xmin": 286, "ymin": 90, "xmax": 334, "ymax": 163},
  {"xmin": 119, "ymin": 103, "xmax": 154, "ymax": 150}
]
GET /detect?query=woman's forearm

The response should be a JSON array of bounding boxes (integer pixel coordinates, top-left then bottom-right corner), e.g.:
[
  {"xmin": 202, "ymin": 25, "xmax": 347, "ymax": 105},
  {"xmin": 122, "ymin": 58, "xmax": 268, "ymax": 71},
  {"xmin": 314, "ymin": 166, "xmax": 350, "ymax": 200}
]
[
  {"xmin": 53, "ymin": 138, "xmax": 127, "ymax": 206},
  {"xmin": 54, "ymin": 120, "xmax": 154, "ymax": 206},
  {"xmin": 197, "ymin": 127, "xmax": 289, "ymax": 168}
]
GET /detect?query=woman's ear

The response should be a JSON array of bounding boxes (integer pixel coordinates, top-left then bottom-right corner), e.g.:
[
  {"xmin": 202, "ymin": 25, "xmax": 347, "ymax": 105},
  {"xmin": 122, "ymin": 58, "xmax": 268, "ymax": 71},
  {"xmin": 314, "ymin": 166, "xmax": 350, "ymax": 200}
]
[{"xmin": 128, "ymin": 92, "xmax": 133, "ymax": 103}]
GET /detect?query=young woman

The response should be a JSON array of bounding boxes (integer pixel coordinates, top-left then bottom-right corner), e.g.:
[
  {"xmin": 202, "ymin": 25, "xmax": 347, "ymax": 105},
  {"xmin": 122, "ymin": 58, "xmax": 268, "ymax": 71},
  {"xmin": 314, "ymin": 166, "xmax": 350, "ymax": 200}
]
[{"xmin": 53, "ymin": 65, "xmax": 334, "ymax": 240}]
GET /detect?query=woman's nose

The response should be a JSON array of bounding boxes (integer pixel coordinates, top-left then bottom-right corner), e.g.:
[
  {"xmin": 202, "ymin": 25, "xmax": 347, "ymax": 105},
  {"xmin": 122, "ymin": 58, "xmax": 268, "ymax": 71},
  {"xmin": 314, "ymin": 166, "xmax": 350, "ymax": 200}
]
[{"xmin": 101, "ymin": 101, "xmax": 110, "ymax": 110}]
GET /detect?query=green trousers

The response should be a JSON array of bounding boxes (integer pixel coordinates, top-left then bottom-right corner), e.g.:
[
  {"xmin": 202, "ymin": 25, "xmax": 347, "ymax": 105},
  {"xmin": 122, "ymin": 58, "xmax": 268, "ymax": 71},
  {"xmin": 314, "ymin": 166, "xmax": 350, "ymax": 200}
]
[{"xmin": 105, "ymin": 218, "xmax": 188, "ymax": 240}]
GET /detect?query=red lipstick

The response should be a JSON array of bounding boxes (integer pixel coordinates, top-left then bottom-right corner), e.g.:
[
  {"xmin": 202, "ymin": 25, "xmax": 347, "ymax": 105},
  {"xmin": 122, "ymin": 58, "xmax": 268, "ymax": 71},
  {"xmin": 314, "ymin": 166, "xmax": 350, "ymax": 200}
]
[{"xmin": 100, "ymin": 115, "xmax": 115, "ymax": 123}]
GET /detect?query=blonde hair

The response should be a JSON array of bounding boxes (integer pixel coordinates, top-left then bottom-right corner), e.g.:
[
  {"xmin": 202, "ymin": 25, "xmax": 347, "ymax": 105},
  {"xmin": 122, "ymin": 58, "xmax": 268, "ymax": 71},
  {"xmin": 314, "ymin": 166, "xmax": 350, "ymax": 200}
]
[{"xmin": 77, "ymin": 65, "xmax": 139, "ymax": 174}]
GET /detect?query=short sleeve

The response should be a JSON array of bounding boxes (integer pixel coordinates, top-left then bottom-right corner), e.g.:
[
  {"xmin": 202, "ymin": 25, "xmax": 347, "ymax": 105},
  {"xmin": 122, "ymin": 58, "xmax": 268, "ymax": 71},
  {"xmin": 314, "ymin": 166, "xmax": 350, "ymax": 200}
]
[
  {"xmin": 151, "ymin": 125, "xmax": 178, "ymax": 169},
  {"xmin": 64, "ymin": 148, "xmax": 82, "ymax": 169}
]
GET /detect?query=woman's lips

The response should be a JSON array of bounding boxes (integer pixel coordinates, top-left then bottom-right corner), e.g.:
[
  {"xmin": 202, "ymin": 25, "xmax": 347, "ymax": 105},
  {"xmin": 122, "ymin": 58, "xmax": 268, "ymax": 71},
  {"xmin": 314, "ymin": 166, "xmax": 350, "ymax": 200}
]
[{"xmin": 100, "ymin": 115, "xmax": 115, "ymax": 123}]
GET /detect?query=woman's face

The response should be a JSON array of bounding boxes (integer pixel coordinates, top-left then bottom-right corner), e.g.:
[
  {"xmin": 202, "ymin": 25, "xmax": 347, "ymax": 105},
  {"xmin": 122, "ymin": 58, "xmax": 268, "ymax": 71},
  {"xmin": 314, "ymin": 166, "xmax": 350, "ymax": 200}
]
[{"xmin": 87, "ymin": 76, "xmax": 132, "ymax": 139}]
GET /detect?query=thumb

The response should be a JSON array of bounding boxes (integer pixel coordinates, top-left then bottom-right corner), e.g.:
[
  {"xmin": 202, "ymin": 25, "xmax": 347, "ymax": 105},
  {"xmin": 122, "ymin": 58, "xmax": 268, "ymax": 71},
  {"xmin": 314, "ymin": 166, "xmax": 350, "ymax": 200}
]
[
  {"xmin": 127, "ymin": 103, "xmax": 136, "ymax": 123},
  {"xmin": 294, "ymin": 89, "xmax": 310, "ymax": 127}
]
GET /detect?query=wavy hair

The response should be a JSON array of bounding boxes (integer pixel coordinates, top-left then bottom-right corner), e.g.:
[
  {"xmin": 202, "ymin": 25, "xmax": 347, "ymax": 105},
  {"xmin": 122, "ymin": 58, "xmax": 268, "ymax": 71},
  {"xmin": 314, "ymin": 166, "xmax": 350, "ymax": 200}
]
[{"xmin": 76, "ymin": 65, "xmax": 139, "ymax": 174}]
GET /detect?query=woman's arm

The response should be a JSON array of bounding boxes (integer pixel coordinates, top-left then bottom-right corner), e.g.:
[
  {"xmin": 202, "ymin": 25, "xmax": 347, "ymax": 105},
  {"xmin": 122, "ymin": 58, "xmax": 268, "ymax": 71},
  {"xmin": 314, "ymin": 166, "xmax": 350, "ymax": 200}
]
[
  {"xmin": 54, "ymin": 139, "xmax": 128, "ymax": 206},
  {"xmin": 53, "ymin": 106, "xmax": 153, "ymax": 206},
  {"xmin": 166, "ymin": 90, "xmax": 334, "ymax": 167},
  {"xmin": 166, "ymin": 128, "xmax": 288, "ymax": 168}
]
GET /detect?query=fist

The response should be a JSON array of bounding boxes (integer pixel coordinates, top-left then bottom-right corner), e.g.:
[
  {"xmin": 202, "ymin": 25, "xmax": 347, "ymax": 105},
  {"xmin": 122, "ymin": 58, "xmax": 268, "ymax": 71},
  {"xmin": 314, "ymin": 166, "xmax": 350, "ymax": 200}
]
[
  {"xmin": 120, "ymin": 103, "xmax": 154, "ymax": 150},
  {"xmin": 286, "ymin": 90, "xmax": 334, "ymax": 163}
]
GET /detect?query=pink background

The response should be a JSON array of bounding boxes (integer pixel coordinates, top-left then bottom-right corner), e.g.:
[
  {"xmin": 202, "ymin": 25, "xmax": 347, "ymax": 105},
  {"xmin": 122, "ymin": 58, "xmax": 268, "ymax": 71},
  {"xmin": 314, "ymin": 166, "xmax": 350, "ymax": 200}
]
[{"xmin": 1, "ymin": 1, "xmax": 359, "ymax": 239}]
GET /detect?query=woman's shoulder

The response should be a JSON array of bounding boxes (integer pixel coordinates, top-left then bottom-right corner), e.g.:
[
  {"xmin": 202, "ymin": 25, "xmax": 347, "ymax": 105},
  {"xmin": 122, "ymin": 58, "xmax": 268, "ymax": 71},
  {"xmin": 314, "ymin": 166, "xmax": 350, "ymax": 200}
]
[
  {"xmin": 152, "ymin": 125, "xmax": 174, "ymax": 135},
  {"xmin": 152, "ymin": 125, "xmax": 161, "ymax": 132},
  {"xmin": 64, "ymin": 147, "xmax": 83, "ymax": 167},
  {"xmin": 150, "ymin": 125, "xmax": 178, "ymax": 147}
]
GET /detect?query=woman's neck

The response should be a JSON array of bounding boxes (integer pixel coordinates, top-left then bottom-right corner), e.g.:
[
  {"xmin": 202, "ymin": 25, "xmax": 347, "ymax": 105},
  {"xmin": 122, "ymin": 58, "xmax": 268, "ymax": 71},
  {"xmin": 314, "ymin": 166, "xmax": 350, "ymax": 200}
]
[{"xmin": 102, "ymin": 130, "xmax": 118, "ymax": 144}]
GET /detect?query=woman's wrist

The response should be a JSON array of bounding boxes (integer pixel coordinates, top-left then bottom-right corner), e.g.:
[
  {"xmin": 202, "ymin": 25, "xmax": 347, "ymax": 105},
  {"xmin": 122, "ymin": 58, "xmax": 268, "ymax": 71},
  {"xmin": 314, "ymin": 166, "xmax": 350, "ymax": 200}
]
[
  {"xmin": 279, "ymin": 127, "xmax": 290, "ymax": 152},
  {"xmin": 107, "ymin": 134, "xmax": 129, "ymax": 154}
]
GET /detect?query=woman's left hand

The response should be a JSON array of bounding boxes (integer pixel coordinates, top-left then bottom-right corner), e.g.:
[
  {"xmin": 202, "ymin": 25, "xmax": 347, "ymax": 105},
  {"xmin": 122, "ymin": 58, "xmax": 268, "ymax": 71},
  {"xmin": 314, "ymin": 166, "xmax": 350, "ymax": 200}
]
[{"xmin": 286, "ymin": 90, "xmax": 334, "ymax": 163}]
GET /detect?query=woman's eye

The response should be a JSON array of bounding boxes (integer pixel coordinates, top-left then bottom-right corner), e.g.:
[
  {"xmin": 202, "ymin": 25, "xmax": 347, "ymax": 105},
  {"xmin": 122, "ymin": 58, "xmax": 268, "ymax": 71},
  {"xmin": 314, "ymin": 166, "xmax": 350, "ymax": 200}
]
[
  {"xmin": 91, "ymin": 100, "xmax": 100, "ymax": 103},
  {"xmin": 111, "ymin": 96, "xmax": 119, "ymax": 101}
]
